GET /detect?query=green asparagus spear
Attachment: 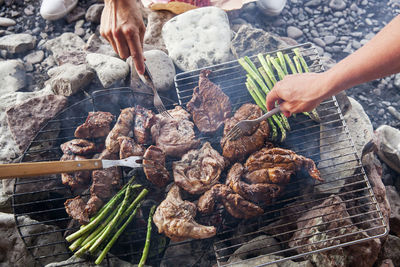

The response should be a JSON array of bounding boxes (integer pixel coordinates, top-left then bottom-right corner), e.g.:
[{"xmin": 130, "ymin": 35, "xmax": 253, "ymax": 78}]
[
  {"xmin": 277, "ymin": 52, "xmax": 288, "ymax": 75},
  {"xmin": 138, "ymin": 205, "xmax": 157, "ymax": 267}
]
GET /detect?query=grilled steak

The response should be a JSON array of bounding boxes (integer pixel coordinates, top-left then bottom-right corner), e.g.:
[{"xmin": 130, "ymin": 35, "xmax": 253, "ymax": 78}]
[
  {"xmin": 118, "ymin": 136, "xmax": 145, "ymax": 159},
  {"xmin": 106, "ymin": 107, "xmax": 135, "ymax": 153},
  {"xmin": 198, "ymin": 184, "xmax": 264, "ymax": 219},
  {"xmin": 244, "ymin": 147, "xmax": 323, "ymax": 183},
  {"xmin": 153, "ymin": 185, "xmax": 216, "ymax": 241},
  {"xmin": 65, "ymin": 196, "xmax": 89, "ymax": 224},
  {"xmin": 60, "ymin": 153, "xmax": 91, "ymax": 191},
  {"xmin": 151, "ymin": 106, "xmax": 200, "ymax": 157},
  {"xmin": 143, "ymin": 145, "xmax": 170, "ymax": 187},
  {"xmin": 90, "ymin": 149, "xmax": 122, "ymax": 199},
  {"xmin": 187, "ymin": 70, "xmax": 231, "ymax": 133},
  {"xmin": 221, "ymin": 104, "xmax": 270, "ymax": 162},
  {"xmin": 85, "ymin": 195, "xmax": 103, "ymax": 216},
  {"xmin": 60, "ymin": 139, "xmax": 97, "ymax": 155},
  {"xmin": 74, "ymin": 111, "xmax": 114, "ymax": 139},
  {"xmin": 173, "ymin": 142, "xmax": 226, "ymax": 194},
  {"xmin": 226, "ymin": 163, "xmax": 282, "ymax": 205},
  {"xmin": 134, "ymin": 105, "xmax": 155, "ymax": 144}
]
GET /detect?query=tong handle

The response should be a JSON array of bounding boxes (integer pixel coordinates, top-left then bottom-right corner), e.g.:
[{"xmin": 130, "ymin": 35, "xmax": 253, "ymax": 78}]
[{"xmin": 0, "ymin": 159, "xmax": 104, "ymax": 179}]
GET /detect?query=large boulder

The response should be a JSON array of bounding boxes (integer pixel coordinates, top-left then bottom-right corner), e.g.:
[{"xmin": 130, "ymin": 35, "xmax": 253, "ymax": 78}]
[
  {"xmin": 45, "ymin": 33, "xmax": 87, "ymax": 65},
  {"xmin": 144, "ymin": 10, "xmax": 175, "ymax": 53},
  {"xmin": 0, "ymin": 33, "xmax": 36, "ymax": 54},
  {"xmin": 0, "ymin": 59, "xmax": 26, "ymax": 94},
  {"xmin": 374, "ymin": 125, "xmax": 400, "ymax": 173},
  {"xmin": 386, "ymin": 186, "xmax": 400, "ymax": 237},
  {"xmin": 162, "ymin": 6, "xmax": 232, "ymax": 71},
  {"xmin": 140, "ymin": 50, "xmax": 175, "ymax": 92}
]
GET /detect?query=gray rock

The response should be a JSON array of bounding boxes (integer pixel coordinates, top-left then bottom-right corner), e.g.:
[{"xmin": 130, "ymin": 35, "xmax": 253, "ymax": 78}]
[
  {"xmin": 84, "ymin": 33, "xmax": 118, "ymax": 57},
  {"xmin": 0, "ymin": 33, "xmax": 36, "ymax": 53},
  {"xmin": 45, "ymin": 254, "xmax": 143, "ymax": 267},
  {"xmin": 287, "ymin": 26, "xmax": 303, "ymax": 39},
  {"xmin": 231, "ymin": 25, "xmax": 288, "ymax": 59},
  {"xmin": 375, "ymin": 125, "xmax": 400, "ymax": 173},
  {"xmin": 313, "ymin": 37, "xmax": 325, "ymax": 47},
  {"xmin": 386, "ymin": 186, "xmax": 400, "ymax": 237},
  {"xmin": 162, "ymin": 7, "xmax": 232, "ymax": 71},
  {"xmin": 0, "ymin": 17, "xmax": 16, "ymax": 26},
  {"xmin": 388, "ymin": 106, "xmax": 400, "ymax": 120},
  {"xmin": 23, "ymin": 50, "xmax": 44, "ymax": 65},
  {"xmin": 86, "ymin": 53, "xmax": 129, "ymax": 88},
  {"xmin": 85, "ymin": 3, "xmax": 104, "ymax": 24},
  {"xmin": 66, "ymin": 5, "xmax": 86, "ymax": 23},
  {"xmin": 45, "ymin": 32, "xmax": 87, "ymax": 65},
  {"xmin": 377, "ymin": 235, "xmax": 400, "ymax": 266},
  {"xmin": 144, "ymin": 10, "xmax": 174, "ymax": 53},
  {"xmin": 394, "ymin": 73, "xmax": 400, "ymax": 90},
  {"xmin": 329, "ymin": 0, "xmax": 347, "ymax": 11},
  {"xmin": 48, "ymin": 63, "xmax": 95, "ymax": 96},
  {"xmin": 140, "ymin": 50, "xmax": 175, "ymax": 92},
  {"xmin": 305, "ymin": 0, "xmax": 321, "ymax": 7},
  {"xmin": 324, "ymin": 35, "xmax": 337, "ymax": 45},
  {"xmin": 229, "ymin": 254, "xmax": 312, "ymax": 267},
  {"xmin": 0, "ymin": 59, "xmax": 26, "ymax": 94},
  {"xmin": 0, "ymin": 212, "xmax": 68, "ymax": 266}
]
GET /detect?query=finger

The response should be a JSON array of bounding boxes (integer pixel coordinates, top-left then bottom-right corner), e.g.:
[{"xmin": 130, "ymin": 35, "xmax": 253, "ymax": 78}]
[
  {"xmin": 139, "ymin": 24, "xmax": 145, "ymax": 50},
  {"xmin": 113, "ymin": 30, "xmax": 130, "ymax": 59},
  {"xmin": 102, "ymin": 31, "xmax": 118, "ymax": 56},
  {"xmin": 126, "ymin": 32, "xmax": 145, "ymax": 75},
  {"xmin": 266, "ymin": 89, "xmax": 281, "ymax": 111},
  {"xmin": 279, "ymin": 102, "xmax": 292, "ymax": 117}
]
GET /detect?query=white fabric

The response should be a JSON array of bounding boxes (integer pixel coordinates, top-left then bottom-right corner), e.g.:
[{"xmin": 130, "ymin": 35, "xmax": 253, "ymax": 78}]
[
  {"xmin": 40, "ymin": 0, "xmax": 78, "ymax": 20},
  {"xmin": 257, "ymin": 0, "xmax": 287, "ymax": 16}
]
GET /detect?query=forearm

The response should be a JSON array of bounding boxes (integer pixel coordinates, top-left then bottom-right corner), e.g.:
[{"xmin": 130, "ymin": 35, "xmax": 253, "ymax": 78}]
[{"xmin": 323, "ymin": 14, "xmax": 400, "ymax": 98}]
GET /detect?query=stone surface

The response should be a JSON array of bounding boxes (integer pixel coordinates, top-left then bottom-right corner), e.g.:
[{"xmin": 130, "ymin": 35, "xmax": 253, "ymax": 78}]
[
  {"xmin": 0, "ymin": 17, "xmax": 16, "ymax": 26},
  {"xmin": 386, "ymin": 186, "xmax": 400, "ymax": 237},
  {"xmin": 377, "ymin": 235, "xmax": 400, "ymax": 267},
  {"xmin": 84, "ymin": 33, "xmax": 117, "ymax": 57},
  {"xmin": 6, "ymin": 94, "xmax": 67, "ymax": 153},
  {"xmin": 45, "ymin": 254, "xmax": 143, "ymax": 267},
  {"xmin": 287, "ymin": 26, "xmax": 303, "ymax": 39},
  {"xmin": 289, "ymin": 195, "xmax": 381, "ymax": 267},
  {"xmin": 144, "ymin": 10, "xmax": 174, "ymax": 53},
  {"xmin": 23, "ymin": 50, "xmax": 44, "ymax": 65},
  {"xmin": 375, "ymin": 125, "xmax": 400, "ymax": 173},
  {"xmin": 162, "ymin": 6, "xmax": 232, "ymax": 71},
  {"xmin": 0, "ymin": 59, "xmax": 26, "ymax": 94},
  {"xmin": 0, "ymin": 33, "xmax": 36, "ymax": 53},
  {"xmin": 0, "ymin": 212, "xmax": 68, "ymax": 266},
  {"xmin": 48, "ymin": 63, "xmax": 95, "ymax": 96},
  {"xmin": 228, "ymin": 255, "xmax": 313, "ymax": 267},
  {"xmin": 45, "ymin": 32, "xmax": 87, "ymax": 65},
  {"xmin": 231, "ymin": 24, "xmax": 289, "ymax": 58},
  {"xmin": 140, "ymin": 50, "xmax": 175, "ymax": 92},
  {"xmin": 86, "ymin": 53, "xmax": 130, "ymax": 88},
  {"xmin": 85, "ymin": 3, "xmax": 104, "ymax": 24}
]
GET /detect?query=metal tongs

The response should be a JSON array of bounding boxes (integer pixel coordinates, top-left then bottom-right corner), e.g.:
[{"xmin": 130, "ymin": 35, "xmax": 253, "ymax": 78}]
[
  {"xmin": 142, "ymin": 63, "xmax": 172, "ymax": 118},
  {"xmin": 0, "ymin": 156, "xmax": 144, "ymax": 179},
  {"xmin": 225, "ymin": 106, "xmax": 282, "ymax": 141}
]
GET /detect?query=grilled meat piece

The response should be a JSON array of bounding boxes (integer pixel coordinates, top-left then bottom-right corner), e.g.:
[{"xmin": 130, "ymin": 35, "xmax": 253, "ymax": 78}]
[
  {"xmin": 153, "ymin": 185, "xmax": 216, "ymax": 241},
  {"xmin": 198, "ymin": 184, "xmax": 264, "ymax": 219},
  {"xmin": 134, "ymin": 105, "xmax": 155, "ymax": 144},
  {"xmin": 106, "ymin": 107, "xmax": 135, "ymax": 153},
  {"xmin": 151, "ymin": 106, "xmax": 200, "ymax": 157},
  {"xmin": 74, "ymin": 111, "xmax": 114, "ymax": 139},
  {"xmin": 60, "ymin": 154, "xmax": 91, "ymax": 191},
  {"xmin": 85, "ymin": 195, "xmax": 103, "ymax": 216},
  {"xmin": 143, "ymin": 145, "xmax": 170, "ymax": 187},
  {"xmin": 65, "ymin": 196, "xmax": 89, "ymax": 224},
  {"xmin": 173, "ymin": 142, "xmax": 226, "ymax": 194},
  {"xmin": 187, "ymin": 70, "xmax": 231, "ymax": 133},
  {"xmin": 221, "ymin": 104, "xmax": 270, "ymax": 162},
  {"xmin": 60, "ymin": 139, "xmax": 97, "ymax": 155},
  {"xmin": 226, "ymin": 163, "xmax": 282, "ymax": 205},
  {"xmin": 90, "ymin": 149, "xmax": 122, "ymax": 199},
  {"xmin": 244, "ymin": 147, "xmax": 323, "ymax": 183},
  {"xmin": 118, "ymin": 136, "xmax": 145, "ymax": 159}
]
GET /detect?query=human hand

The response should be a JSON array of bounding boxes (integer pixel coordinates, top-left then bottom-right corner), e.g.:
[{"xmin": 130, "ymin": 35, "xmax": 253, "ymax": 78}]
[
  {"xmin": 100, "ymin": 0, "xmax": 146, "ymax": 74},
  {"xmin": 266, "ymin": 72, "xmax": 331, "ymax": 117}
]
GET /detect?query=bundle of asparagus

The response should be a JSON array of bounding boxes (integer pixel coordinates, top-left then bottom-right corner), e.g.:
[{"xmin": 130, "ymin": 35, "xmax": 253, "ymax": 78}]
[
  {"xmin": 65, "ymin": 177, "xmax": 152, "ymax": 265},
  {"xmin": 239, "ymin": 48, "xmax": 320, "ymax": 142}
]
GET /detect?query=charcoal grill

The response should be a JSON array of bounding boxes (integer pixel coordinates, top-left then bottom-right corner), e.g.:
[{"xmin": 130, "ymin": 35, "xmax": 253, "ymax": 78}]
[{"xmin": 12, "ymin": 42, "xmax": 387, "ymax": 267}]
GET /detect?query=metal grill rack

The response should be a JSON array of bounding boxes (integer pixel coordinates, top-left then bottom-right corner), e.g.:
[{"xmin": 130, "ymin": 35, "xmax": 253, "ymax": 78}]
[
  {"xmin": 174, "ymin": 42, "xmax": 388, "ymax": 266},
  {"xmin": 12, "ymin": 42, "xmax": 388, "ymax": 267}
]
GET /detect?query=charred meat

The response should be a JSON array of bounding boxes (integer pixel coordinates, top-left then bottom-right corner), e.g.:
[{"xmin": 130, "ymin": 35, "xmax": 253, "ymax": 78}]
[
  {"xmin": 134, "ymin": 105, "xmax": 155, "ymax": 144},
  {"xmin": 143, "ymin": 145, "xmax": 170, "ymax": 187},
  {"xmin": 60, "ymin": 139, "xmax": 97, "ymax": 155},
  {"xmin": 151, "ymin": 106, "xmax": 200, "ymax": 157},
  {"xmin": 187, "ymin": 70, "xmax": 231, "ymax": 133},
  {"xmin": 153, "ymin": 185, "xmax": 216, "ymax": 241},
  {"xmin": 221, "ymin": 104, "xmax": 269, "ymax": 162},
  {"xmin": 244, "ymin": 147, "xmax": 323, "ymax": 183},
  {"xmin": 226, "ymin": 163, "xmax": 282, "ymax": 205},
  {"xmin": 198, "ymin": 184, "xmax": 264, "ymax": 219},
  {"xmin": 74, "ymin": 111, "xmax": 114, "ymax": 139},
  {"xmin": 85, "ymin": 195, "xmax": 103, "ymax": 216},
  {"xmin": 118, "ymin": 136, "xmax": 145, "ymax": 159},
  {"xmin": 173, "ymin": 142, "xmax": 226, "ymax": 194},
  {"xmin": 64, "ymin": 196, "xmax": 89, "ymax": 224},
  {"xmin": 60, "ymin": 154, "xmax": 91, "ymax": 191},
  {"xmin": 106, "ymin": 107, "xmax": 135, "ymax": 153}
]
